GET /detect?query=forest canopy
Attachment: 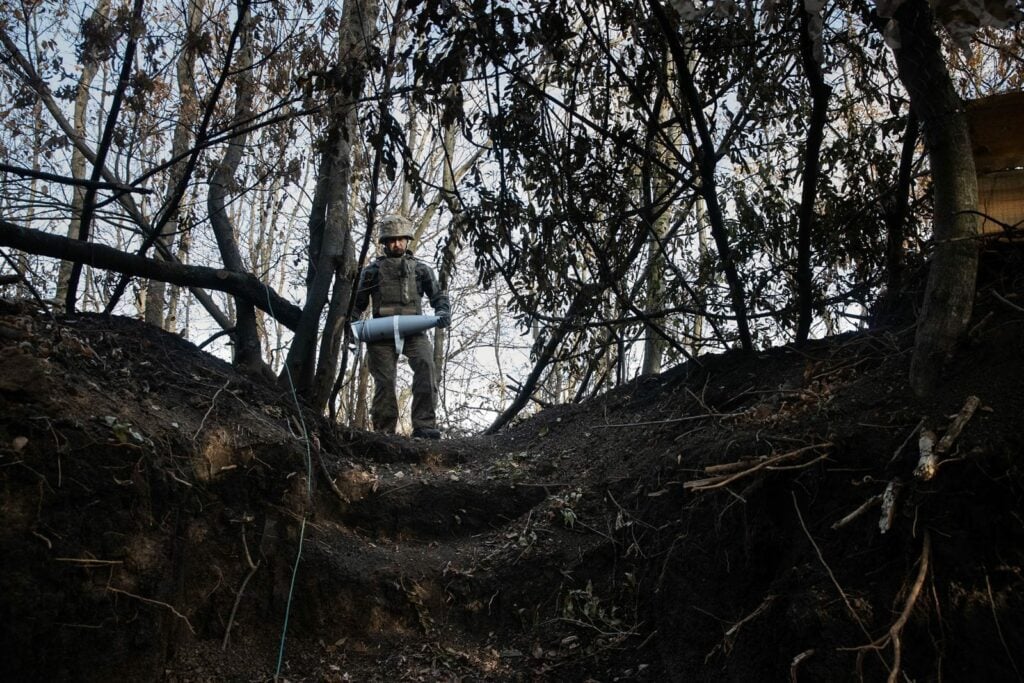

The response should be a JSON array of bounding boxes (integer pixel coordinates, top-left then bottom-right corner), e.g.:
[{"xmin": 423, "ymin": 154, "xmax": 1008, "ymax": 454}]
[{"xmin": 1, "ymin": 0, "xmax": 1022, "ymax": 432}]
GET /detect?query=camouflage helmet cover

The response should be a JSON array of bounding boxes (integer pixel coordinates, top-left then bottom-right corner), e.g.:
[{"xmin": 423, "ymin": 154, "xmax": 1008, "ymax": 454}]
[{"xmin": 378, "ymin": 214, "xmax": 413, "ymax": 243}]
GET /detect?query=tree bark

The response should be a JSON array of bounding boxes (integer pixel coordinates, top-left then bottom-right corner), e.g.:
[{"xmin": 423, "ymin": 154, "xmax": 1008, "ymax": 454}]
[{"xmin": 890, "ymin": 0, "xmax": 979, "ymax": 395}]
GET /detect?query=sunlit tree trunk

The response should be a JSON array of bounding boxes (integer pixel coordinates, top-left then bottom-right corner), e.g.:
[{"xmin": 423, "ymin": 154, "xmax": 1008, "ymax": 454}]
[
  {"xmin": 146, "ymin": 0, "xmax": 204, "ymax": 329},
  {"xmin": 57, "ymin": 0, "xmax": 111, "ymax": 303},
  {"xmin": 642, "ymin": 62, "xmax": 680, "ymax": 376},
  {"xmin": 17, "ymin": 99, "xmax": 44, "ymax": 298}
]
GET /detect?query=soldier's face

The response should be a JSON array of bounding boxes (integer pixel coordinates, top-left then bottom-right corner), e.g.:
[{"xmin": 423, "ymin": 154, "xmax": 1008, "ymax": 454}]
[{"xmin": 384, "ymin": 237, "xmax": 408, "ymax": 256}]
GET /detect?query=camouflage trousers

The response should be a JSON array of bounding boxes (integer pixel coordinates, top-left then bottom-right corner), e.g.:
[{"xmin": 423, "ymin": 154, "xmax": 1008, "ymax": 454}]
[{"xmin": 365, "ymin": 333, "xmax": 437, "ymax": 433}]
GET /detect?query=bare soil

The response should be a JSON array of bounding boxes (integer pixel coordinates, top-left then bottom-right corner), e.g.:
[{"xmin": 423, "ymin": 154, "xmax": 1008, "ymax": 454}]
[{"xmin": 2, "ymin": 251, "xmax": 1023, "ymax": 681}]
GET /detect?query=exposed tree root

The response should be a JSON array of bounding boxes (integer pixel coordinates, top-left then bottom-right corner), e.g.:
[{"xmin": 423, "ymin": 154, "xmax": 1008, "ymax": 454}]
[
  {"xmin": 844, "ymin": 530, "xmax": 931, "ymax": 683},
  {"xmin": 107, "ymin": 586, "xmax": 196, "ymax": 635},
  {"xmin": 222, "ymin": 525, "xmax": 261, "ymax": 651}
]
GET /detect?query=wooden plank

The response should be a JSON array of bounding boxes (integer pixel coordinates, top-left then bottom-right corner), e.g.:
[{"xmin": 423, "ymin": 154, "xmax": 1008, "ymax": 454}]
[
  {"xmin": 967, "ymin": 91, "xmax": 1024, "ymax": 173},
  {"xmin": 978, "ymin": 170, "xmax": 1024, "ymax": 235}
]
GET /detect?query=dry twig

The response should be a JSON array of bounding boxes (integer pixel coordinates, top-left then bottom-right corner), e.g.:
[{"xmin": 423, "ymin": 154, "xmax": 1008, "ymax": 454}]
[
  {"xmin": 705, "ymin": 595, "xmax": 777, "ymax": 661},
  {"xmin": 595, "ymin": 411, "xmax": 742, "ymax": 429},
  {"xmin": 56, "ymin": 557, "xmax": 123, "ymax": 566},
  {"xmin": 993, "ymin": 290, "xmax": 1024, "ymax": 315},
  {"xmin": 192, "ymin": 379, "xmax": 231, "ymax": 445},
  {"xmin": 888, "ymin": 418, "xmax": 925, "ymax": 465}
]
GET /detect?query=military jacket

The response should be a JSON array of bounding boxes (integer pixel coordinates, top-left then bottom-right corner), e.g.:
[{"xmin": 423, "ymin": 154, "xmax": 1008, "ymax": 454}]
[{"xmin": 354, "ymin": 252, "xmax": 450, "ymax": 319}]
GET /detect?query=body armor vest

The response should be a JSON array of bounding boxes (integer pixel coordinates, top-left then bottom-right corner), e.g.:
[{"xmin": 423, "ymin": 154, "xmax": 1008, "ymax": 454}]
[{"xmin": 373, "ymin": 256, "xmax": 422, "ymax": 316}]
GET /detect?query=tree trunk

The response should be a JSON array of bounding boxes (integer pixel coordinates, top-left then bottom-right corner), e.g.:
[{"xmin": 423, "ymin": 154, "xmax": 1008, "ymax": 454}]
[
  {"xmin": 64, "ymin": 0, "xmax": 144, "ymax": 314},
  {"xmin": 146, "ymin": 0, "xmax": 205, "ymax": 328},
  {"xmin": 283, "ymin": 0, "xmax": 380, "ymax": 398},
  {"xmin": 648, "ymin": 0, "xmax": 753, "ymax": 351},
  {"xmin": 890, "ymin": 0, "xmax": 979, "ymax": 395},
  {"xmin": 642, "ymin": 63, "xmax": 679, "ymax": 376},
  {"xmin": 206, "ymin": 4, "xmax": 267, "ymax": 372},
  {"xmin": 794, "ymin": 1, "xmax": 831, "ymax": 344},
  {"xmin": 57, "ymin": 0, "xmax": 111, "ymax": 304},
  {"xmin": 885, "ymin": 110, "xmax": 919, "ymax": 302}
]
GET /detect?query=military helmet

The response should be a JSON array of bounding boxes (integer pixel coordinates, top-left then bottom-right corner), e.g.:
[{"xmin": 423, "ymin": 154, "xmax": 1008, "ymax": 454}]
[{"xmin": 378, "ymin": 214, "xmax": 413, "ymax": 243}]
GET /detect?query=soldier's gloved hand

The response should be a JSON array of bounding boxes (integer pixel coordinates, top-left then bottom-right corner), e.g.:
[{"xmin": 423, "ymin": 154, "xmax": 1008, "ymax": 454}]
[{"xmin": 437, "ymin": 313, "xmax": 451, "ymax": 329}]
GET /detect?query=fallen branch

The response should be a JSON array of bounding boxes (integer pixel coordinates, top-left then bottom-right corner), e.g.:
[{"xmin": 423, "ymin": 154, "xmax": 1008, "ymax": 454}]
[
  {"xmin": 704, "ymin": 458, "xmax": 763, "ymax": 475},
  {"xmin": 936, "ymin": 395, "xmax": 980, "ymax": 454},
  {"xmin": 914, "ymin": 429, "xmax": 938, "ymax": 481},
  {"xmin": 686, "ymin": 443, "xmax": 832, "ymax": 491},
  {"xmin": 915, "ymin": 396, "xmax": 980, "ymax": 480},
  {"xmin": 0, "ymin": 219, "xmax": 301, "ymax": 329}
]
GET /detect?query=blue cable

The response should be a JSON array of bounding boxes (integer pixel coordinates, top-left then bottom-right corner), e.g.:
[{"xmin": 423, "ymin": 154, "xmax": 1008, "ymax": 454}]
[{"xmin": 265, "ymin": 288, "xmax": 314, "ymax": 679}]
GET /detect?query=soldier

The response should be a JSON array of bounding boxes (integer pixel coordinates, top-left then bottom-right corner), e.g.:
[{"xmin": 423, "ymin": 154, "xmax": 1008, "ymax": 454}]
[{"xmin": 353, "ymin": 215, "xmax": 451, "ymax": 438}]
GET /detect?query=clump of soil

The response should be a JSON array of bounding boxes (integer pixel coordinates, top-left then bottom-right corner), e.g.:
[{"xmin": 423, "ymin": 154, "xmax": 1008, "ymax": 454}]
[{"xmin": 2, "ymin": 257, "xmax": 1023, "ymax": 681}]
